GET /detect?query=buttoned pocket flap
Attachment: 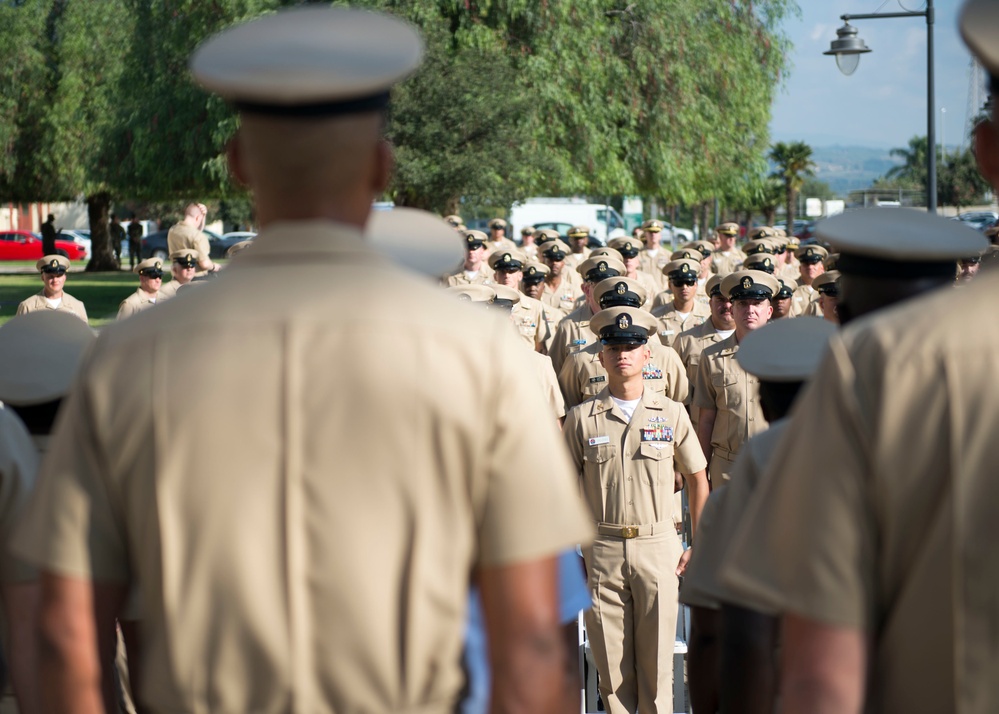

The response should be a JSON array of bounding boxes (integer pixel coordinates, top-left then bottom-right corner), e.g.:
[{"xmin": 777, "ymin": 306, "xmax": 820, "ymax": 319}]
[
  {"xmin": 583, "ymin": 444, "xmax": 616, "ymax": 463},
  {"xmin": 639, "ymin": 442, "xmax": 673, "ymax": 460}
]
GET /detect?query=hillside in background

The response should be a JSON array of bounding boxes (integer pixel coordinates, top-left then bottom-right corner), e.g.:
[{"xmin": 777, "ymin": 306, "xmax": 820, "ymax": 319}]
[{"xmin": 809, "ymin": 145, "xmax": 903, "ymax": 197}]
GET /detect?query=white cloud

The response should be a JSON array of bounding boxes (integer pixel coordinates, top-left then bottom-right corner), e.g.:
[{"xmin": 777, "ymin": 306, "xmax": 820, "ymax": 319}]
[{"xmin": 810, "ymin": 24, "xmax": 829, "ymax": 42}]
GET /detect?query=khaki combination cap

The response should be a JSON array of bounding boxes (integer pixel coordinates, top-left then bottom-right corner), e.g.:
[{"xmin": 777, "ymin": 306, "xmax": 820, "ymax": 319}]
[
  {"xmin": 522, "ymin": 261, "xmax": 550, "ymax": 282},
  {"xmin": 742, "ymin": 253, "xmax": 777, "ymax": 274},
  {"xmin": 774, "ymin": 277, "xmax": 796, "ymax": 299},
  {"xmin": 683, "ymin": 240, "xmax": 715, "ymax": 258},
  {"xmin": 662, "ymin": 258, "xmax": 700, "ymax": 280},
  {"xmin": 640, "ymin": 219, "xmax": 663, "ymax": 232},
  {"xmin": 462, "ymin": 229, "xmax": 488, "ymax": 249},
  {"xmin": 795, "ymin": 244, "xmax": 829, "ymax": 263},
  {"xmin": 721, "ymin": 270, "xmax": 780, "ymax": 301},
  {"xmin": 37, "ymin": 255, "xmax": 70, "ymax": 273},
  {"xmin": 747, "ymin": 226, "xmax": 778, "ymax": 241},
  {"xmin": 488, "ymin": 249, "xmax": 528, "ymax": 272},
  {"xmin": 539, "ymin": 239, "xmax": 571, "ymax": 260},
  {"xmin": 671, "ymin": 248, "xmax": 702, "ymax": 261},
  {"xmin": 533, "ymin": 228, "xmax": 561, "ymax": 243},
  {"xmin": 716, "ymin": 222, "xmax": 739, "ymax": 236},
  {"xmin": 490, "ymin": 284, "xmax": 522, "ymax": 307},
  {"xmin": 365, "ymin": 208, "xmax": 464, "ymax": 276},
  {"xmin": 588, "ymin": 247, "xmax": 624, "ymax": 263},
  {"xmin": 135, "ymin": 258, "xmax": 165, "ymax": 276},
  {"xmin": 960, "ymin": 0, "xmax": 999, "ymax": 77},
  {"xmin": 226, "ymin": 240, "xmax": 253, "ymax": 259},
  {"xmin": 488, "ymin": 218, "xmax": 507, "ymax": 229},
  {"xmin": 0, "ymin": 311, "xmax": 96, "ymax": 405},
  {"xmin": 520, "ymin": 225, "xmax": 535, "ymax": 236},
  {"xmin": 190, "ymin": 6, "xmax": 423, "ymax": 116},
  {"xmin": 607, "ymin": 236, "xmax": 643, "ymax": 256},
  {"xmin": 813, "ymin": 270, "xmax": 841, "ymax": 296},
  {"xmin": 568, "ymin": 225, "xmax": 591, "ymax": 238},
  {"xmin": 705, "ymin": 274, "xmax": 724, "ymax": 297},
  {"xmin": 743, "ymin": 238, "xmax": 777, "ymax": 255},
  {"xmin": 589, "ymin": 306, "xmax": 659, "ymax": 345},
  {"xmin": 593, "ymin": 277, "xmax": 648, "ymax": 309},
  {"xmin": 443, "ymin": 214, "xmax": 463, "ymax": 227},
  {"xmin": 815, "ymin": 209, "xmax": 987, "ymax": 277},
  {"xmin": 578, "ymin": 256, "xmax": 626, "ymax": 283},
  {"xmin": 736, "ymin": 316, "xmax": 837, "ymax": 382},
  {"xmin": 170, "ymin": 248, "xmax": 201, "ymax": 266},
  {"xmin": 823, "ymin": 252, "xmax": 840, "ymax": 271},
  {"xmin": 446, "ymin": 284, "xmax": 495, "ymax": 303}
]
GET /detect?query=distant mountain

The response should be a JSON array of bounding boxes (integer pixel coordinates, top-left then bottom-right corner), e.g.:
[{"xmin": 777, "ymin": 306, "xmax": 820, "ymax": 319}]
[{"xmin": 809, "ymin": 145, "xmax": 903, "ymax": 197}]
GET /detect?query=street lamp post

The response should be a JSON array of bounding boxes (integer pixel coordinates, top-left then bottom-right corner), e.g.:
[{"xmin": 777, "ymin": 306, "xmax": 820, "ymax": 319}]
[{"xmin": 824, "ymin": 0, "xmax": 936, "ymax": 214}]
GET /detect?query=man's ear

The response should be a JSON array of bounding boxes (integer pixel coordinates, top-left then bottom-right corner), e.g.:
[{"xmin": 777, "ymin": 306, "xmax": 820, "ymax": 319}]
[
  {"xmin": 597, "ymin": 349, "xmax": 606, "ymax": 369},
  {"xmin": 226, "ymin": 134, "xmax": 248, "ymax": 187}
]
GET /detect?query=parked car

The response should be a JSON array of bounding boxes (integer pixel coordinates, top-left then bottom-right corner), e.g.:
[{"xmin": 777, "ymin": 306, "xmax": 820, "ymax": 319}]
[
  {"xmin": 0, "ymin": 230, "xmax": 88, "ymax": 261},
  {"xmin": 954, "ymin": 211, "xmax": 998, "ymax": 232},
  {"xmin": 58, "ymin": 230, "xmax": 92, "ymax": 256},
  {"xmin": 142, "ymin": 229, "xmax": 247, "ymax": 261},
  {"xmin": 529, "ymin": 221, "xmax": 603, "ymax": 249}
]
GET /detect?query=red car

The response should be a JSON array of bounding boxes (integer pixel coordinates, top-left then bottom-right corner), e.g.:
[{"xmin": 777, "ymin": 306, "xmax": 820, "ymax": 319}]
[{"xmin": 0, "ymin": 230, "xmax": 88, "ymax": 261}]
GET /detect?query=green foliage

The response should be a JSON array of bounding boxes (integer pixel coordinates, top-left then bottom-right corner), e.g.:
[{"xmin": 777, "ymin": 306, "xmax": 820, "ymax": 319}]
[
  {"xmin": 939, "ymin": 147, "xmax": 991, "ymax": 210},
  {"xmin": 885, "ymin": 135, "xmax": 933, "ymax": 193},
  {"xmin": 0, "ymin": 0, "xmax": 798, "ymax": 259},
  {"xmin": 770, "ymin": 140, "xmax": 814, "ymax": 231},
  {"xmin": 800, "ymin": 176, "xmax": 837, "ymax": 201}
]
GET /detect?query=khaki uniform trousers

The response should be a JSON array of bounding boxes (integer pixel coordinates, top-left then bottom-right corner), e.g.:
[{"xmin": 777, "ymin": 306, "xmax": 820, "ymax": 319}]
[
  {"xmin": 583, "ymin": 525, "xmax": 683, "ymax": 714},
  {"xmin": 708, "ymin": 446, "xmax": 737, "ymax": 484}
]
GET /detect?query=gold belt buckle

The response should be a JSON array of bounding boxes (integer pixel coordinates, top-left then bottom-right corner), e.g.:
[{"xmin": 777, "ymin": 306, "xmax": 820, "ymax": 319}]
[{"xmin": 621, "ymin": 526, "xmax": 639, "ymax": 539}]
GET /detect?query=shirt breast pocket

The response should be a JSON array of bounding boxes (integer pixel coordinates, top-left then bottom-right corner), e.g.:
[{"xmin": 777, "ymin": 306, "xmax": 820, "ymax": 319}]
[
  {"xmin": 638, "ymin": 441, "xmax": 674, "ymax": 481},
  {"xmin": 583, "ymin": 444, "xmax": 616, "ymax": 484},
  {"xmin": 711, "ymin": 371, "xmax": 742, "ymax": 411}
]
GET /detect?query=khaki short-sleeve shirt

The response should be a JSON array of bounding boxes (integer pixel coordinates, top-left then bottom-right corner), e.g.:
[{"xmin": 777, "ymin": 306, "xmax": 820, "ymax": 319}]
[
  {"xmin": 0, "ymin": 408, "xmax": 39, "ymax": 583},
  {"xmin": 679, "ymin": 420, "xmax": 788, "ymax": 613},
  {"xmin": 651, "ymin": 300, "xmax": 711, "ymax": 347},
  {"xmin": 789, "ymin": 283, "xmax": 820, "ymax": 317},
  {"xmin": 16, "ymin": 292, "xmax": 88, "ymax": 324},
  {"xmin": 548, "ymin": 303, "xmax": 594, "ymax": 375},
  {"xmin": 557, "ymin": 340, "xmax": 689, "ymax": 411},
  {"xmin": 563, "ymin": 387, "xmax": 707, "ymax": 526},
  {"xmin": 540, "ymin": 274, "xmax": 583, "ymax": 317},
  {"xmin": 116, "ymin": 288, "xmax": 158, "ymax": 321},
  {"xmin": 166, "ymin": 223, "xmax": 208, "ymax": 260},
  {"xmin": 693, "ymin": 335, "xmax": 768, "ymax": 468},
  {"xmin": 509, "ymin": 295, "xmax": 552, "ymax": 351},
  {"xmin": 11, "ymin": 221, "xmax": 593, "ymax": 714},
  {"xmin": 720, "ymin": 273, "xmax": 999, "ymax": 711},
  {"xmin": 711, "ymin": 249, "xmax": 746, "ymax": 276}
]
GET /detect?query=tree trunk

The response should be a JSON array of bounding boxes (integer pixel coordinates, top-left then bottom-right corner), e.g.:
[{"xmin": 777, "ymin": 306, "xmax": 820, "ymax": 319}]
[
  {"xmin": 765, "ymin": 208, "xmax": 776, "ymax": 227},
  {"xmin": 700, "ymin": 202, "xmax": 710, "ymax": 241},
  {"xmin": 785, "ymin": 185, "xmax": 795, "ymax": 237},
  {"xmin": 86, "ymin": 192, "xmax": 119, "ymax": 272}
]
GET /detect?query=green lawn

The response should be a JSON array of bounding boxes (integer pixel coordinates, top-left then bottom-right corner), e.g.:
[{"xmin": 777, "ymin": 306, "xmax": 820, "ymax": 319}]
[{"xmin": 0, "ymin": 271, "xmax": 140, "ymax": 327}]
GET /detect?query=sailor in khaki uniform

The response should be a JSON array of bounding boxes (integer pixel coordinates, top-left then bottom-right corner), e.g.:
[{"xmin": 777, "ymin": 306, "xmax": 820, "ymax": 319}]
[
  {"xmin": 680, "ymin": 317, "xmax": 835, "ymax": 714},
  {"xmin": 539, "ymin": 238, "xmax": 583, "ymax": 316},
  {"xmin": 519, "ymin": 262, "xmax": 559, "ymax": 350},
  {"xmin": 812, "ymin": 270, "xmax": 840, "ymax": 324},
  {"xmin": 557, "ymin": 277, "xmax": 688, "ymax": 411},
  {"xmin": 519, "ymin": 225, "xmax": 538, "ymax": 259},
  {"xmin": 718, "ymin": 200, "xmax": 990, "ymax": 712},
  {"xmin": 563, "ymin": 306, "xmax": 708, "ymax": 714},
  {"xmin": 548, "ymin": 256, "xmax": 626, "ymax": 375},
  {"xmin": 167, "ymin": 203, "xmax": 218, "ymax": 275},
  {"xmin": 158, "ymin": 249, "xmax": 199, "ymax": 300},
  {"xmin": 442, "ymin": 230, "xmax": 493, "ymax": 287},
  {"xmin": 116, "ymin": 258, "xmax": 163, "ymax": 321},
  {"xmin": 11, "ymin": 10, "xmax": 593, "ymax": 713},
  {"xmin": 678, "ymin": 240, "xmax": 715, "ymax": 304},
  {"xmin": 608, "ymin": 235, "xmax": 659, "ymax": 306},
  {"xmin": 769, "ymin": 276, "xmax": 796, "ymax": 320},
  {"xmin": 485, "ymin": 217, "xmax": 517, "ymax": 254},
  {"xmin": 488, "ymin": 249, "xmax": 551, "ymax": 352},
  {"xmin": 711, "ymin": 222, "xmax": 745, "ymax": 276},
  {"xmin": 693, "ymin": 271, "xmax": 778, "ymax": 483},
  {"xmin": 741, "ymin": 252, "xmax": 777, "ymax": 275},
  {"xmin": 0, "ymin": 312, "xmax": 97, "ymax": 714},
  {"xmin": 650, "ymin": 258, "xmax": 711, "ymax": 346},
  {"xmin": 789, "ymin": 243, "xmax": 826, "ymax": 316},
  {"xmin": 443, "ymin": 214, "xmax": 463, "ymax": 230},
  {"xmin": 15, "ymin": 256, "xmax": 88, "ymax": 324},
  {"xmin": 564, "ymin": 224, "xmax": 592, "ymax": 270},
  {"xmin": 672, "ymin": 275, "xmax": 736, "ymax": 430},
  {"xmin": 637, "ymin": 219, "xmax": 669, "ymax": 289}
]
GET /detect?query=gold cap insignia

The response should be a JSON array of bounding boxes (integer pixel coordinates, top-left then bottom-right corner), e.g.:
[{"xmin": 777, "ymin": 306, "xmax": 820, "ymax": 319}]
[
  {"xmin": 617, "ymin": 313, "xmax": 632, "ymax": 330},
  {"xmin": 682, "ymin": 264, "xmax": 693, "ymax": 274},
  {"xmin": 502, "ymin": 253, "xmax": 511, "ymax": 263},
  {"xmin": 153, "ymin": 261, "xmax": 162, "ymax": 270},
  {"xmin": 806, "ymin": 248, "xmax": 815, "ymax": 257},
  {"xmin": 616, "ymin": 282, "xmax": 627, "ymax": 295},
  {"xmin": 741, "ymin": 276, "xmax": 753, "ymax": 289},
  {"xmin": 598, "ymin": 261, "xmax": 607, "ymax": 272},
  {"xmin": 763, "ymin": 257, "xmax": 772, "ymax": 267},
  {"xmin": 49, "ymin": 259, "xmax": 59, "ymax": 268}
]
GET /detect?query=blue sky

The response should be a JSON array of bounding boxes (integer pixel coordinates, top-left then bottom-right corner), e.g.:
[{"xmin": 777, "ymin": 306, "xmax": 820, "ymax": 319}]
[{"xmin": 769, "ymin": 1, "xmax": 981, "ymax": 150}]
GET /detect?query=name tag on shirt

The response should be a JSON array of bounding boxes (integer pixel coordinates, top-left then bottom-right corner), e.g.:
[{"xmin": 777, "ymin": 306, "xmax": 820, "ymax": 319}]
[
  {"xmin": 589, "ymin": 376, "xmax": 606, "ymax": 384},
  {"xmin": 588, "ymin": 436, "xmax": 611, "ymax": 446}
]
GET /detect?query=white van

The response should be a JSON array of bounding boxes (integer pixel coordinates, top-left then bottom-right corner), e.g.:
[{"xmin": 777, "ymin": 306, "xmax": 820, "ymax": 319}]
[{"xmin": 509, "ymin": 198, "xmax": 626, "ymax": 245}]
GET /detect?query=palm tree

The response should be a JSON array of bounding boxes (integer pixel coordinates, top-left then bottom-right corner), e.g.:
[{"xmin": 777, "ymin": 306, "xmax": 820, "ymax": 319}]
[{"xmin": 770, "ymin": 142, "xmax": 815, "ymax": 234}]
